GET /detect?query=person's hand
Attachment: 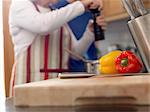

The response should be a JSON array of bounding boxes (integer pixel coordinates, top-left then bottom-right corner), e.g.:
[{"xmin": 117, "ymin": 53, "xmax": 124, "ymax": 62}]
[
  {"xmin": 89, "ymin": 15, "xmax": 107, "ymax": 32},
  {"xmin": 81, "ymin": 0, "xmax": 103, "ymax": 11},
  {"xmin": 67, "ymin": 0, "xmax": 103, "ymax": 11},
  {"xmin": 89, "ymin": 0, "xmax": 103, "ymax": 10},
  {"xmin": 80, "ymin": 0, "xmax": 93, "ymax": 9},
  {"xmin": 96, "ymin": 15, "xmax": 107, "ymax": 30},
  {"xmin": 98, "ymin": 0, "xmax": 103, "ymax": 10}
]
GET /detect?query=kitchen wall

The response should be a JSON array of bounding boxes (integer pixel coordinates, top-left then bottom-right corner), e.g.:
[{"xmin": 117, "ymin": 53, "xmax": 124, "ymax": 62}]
[{"xmin": 98, "ymin": 18, "xmax": 136, "ymax": 56}]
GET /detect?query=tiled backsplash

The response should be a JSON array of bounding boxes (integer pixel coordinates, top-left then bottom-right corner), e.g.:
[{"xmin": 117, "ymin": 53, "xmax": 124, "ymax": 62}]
[{"xmin": 97, "ymin": 18, "xmax": 136, "ymax": 55}]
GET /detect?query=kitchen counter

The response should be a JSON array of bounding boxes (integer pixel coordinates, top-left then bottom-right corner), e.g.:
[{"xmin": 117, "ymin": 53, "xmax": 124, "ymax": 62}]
[
  {"xmin": 3, "ymin": 74, "xmax": 150, "ymax": 112},
  {"xmin": 3, "ymin": 98, "xmax": 150, "ymax": 112},
  {"xmin": 14, "ymin": 74, "xmax": 150, "ymax": 106}
]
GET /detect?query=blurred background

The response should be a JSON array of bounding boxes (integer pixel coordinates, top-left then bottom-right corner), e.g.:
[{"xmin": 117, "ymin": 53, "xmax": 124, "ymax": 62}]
[{"xmin": 2, "ymin": 0, "xmax": 150, "ymax": 97}]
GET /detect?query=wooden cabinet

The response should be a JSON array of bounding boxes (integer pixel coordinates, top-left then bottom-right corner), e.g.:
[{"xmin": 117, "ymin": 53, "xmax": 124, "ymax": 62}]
[
  {"xmin": 3, "ymin": 0, "xmax": 14, "ymax": 97},
  {"xmin": 103, "ymin": 0, "xmax": 128, "ymax": 22},
  {"xmin": 103, "ymin": 0, "xmax": 150, "ymax": 22},
  {"xmin": 144, "ymin": 0, "xmax": 150, "ymax": 8}
]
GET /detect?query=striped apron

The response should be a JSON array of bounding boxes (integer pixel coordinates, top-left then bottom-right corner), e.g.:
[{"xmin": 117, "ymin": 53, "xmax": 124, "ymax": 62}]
[{"xmin": 10, "ymin": 2, "xmax": 71, "ymax": 96}]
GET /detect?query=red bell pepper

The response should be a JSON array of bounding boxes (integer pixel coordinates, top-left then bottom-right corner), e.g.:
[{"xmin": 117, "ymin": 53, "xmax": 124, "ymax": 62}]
[{"xmin": 115, "ymin": 51, "xmax": 143, "ymax": 73}]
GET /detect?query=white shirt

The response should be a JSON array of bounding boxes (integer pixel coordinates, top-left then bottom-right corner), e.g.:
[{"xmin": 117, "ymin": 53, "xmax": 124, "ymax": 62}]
[{"xmin": 9, "ymin": 0, "xmax": 95, "ymax": 59}]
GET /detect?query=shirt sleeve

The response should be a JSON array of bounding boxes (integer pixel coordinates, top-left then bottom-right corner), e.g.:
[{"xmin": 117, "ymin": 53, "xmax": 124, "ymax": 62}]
[
  {"xmin": 69, "ymin": 27, "xmax": 95, "ymax": 59},
  {"xmin": 10, "ymin": 0, "xmax": 85, "ymax": 35}
]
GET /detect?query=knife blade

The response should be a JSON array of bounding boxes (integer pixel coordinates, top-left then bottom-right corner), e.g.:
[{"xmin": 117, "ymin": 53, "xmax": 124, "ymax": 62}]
[
  {"xmin": 122, "ymin": 0, "xmax": 138, "ymax": 19},
  {"xmin": 133, "ymin": 0, "xmax": 148, "ymax": 16}
]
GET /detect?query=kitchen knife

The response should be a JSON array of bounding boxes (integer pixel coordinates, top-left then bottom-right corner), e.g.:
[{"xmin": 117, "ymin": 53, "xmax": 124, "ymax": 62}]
[
  {"xmin": 133, "ymin": 0, "xmax": 148, "ymax": 16},
  {"xmin": 58, "ymin": 73, "xmax": 96, "ymax": 79},
  {"xmin": 122, "ymin": 0, "xmax": 138, "ymax": 19}
]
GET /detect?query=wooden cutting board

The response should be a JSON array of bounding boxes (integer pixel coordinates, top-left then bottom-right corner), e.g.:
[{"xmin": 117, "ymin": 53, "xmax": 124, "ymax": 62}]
[{"xmin": 14, "ymin": 73, "xmax": 150, "ymax": 106}]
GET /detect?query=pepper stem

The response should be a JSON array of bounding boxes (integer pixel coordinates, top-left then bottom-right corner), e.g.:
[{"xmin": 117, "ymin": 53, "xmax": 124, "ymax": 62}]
[{"xmin": 121, "ymin": 58, "xmax": 128, "ymax": 67}]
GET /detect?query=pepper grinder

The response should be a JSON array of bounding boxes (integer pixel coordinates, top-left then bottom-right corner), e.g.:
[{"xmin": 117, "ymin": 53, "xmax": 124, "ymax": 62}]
[{"xmin": 90, "ymin": 8, "xmax": 105, "ymax": 41}]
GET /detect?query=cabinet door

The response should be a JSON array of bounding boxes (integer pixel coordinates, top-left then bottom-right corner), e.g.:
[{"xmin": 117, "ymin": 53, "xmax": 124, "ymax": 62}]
[
  {"xmin": 103, "ymin": 0, "xmax": 150, "ymax": 22},
  {"xmin": 143, "ymin": 0, "xmax": 150, "ymax": 9},
  {"xmin": 103, "ymin": 0, "xmax": 128, "ymax": 22},
  {"xmin": 3, "ymin": 0, "xmax": 14, "ymax": 97}
]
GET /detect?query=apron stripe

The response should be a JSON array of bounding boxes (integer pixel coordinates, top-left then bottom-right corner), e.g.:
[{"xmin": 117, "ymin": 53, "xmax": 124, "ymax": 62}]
[
  {"xmin": 17, "ymin": 55, "xmax": 24, "ymax": 84},
  {"xmin": 23, "ymin": 52, "xmax": 27, "ymax": 83},
  {"xmin": 48, "ymin": 33, "xmax": 53, "ymax": 78},
  {"xmin": 50, "ymin": 31, "xmax": 57, "ymax": 78},
  {"xmin": 34, "ymin": 37, "xmax": 41, "ymax": 81},
  {"xmin": 27, "ymin": 46, "xmax": 31, "ymax": 83},
  {"xmin": 30, "ymin": 39, "xmax": 35, "ymax": 82},
  {"xmin": 69, "ymin": 33, "xmax": 72, "ymax": 51},
  {"xmin": 40, "ymin": 38, "xmax": 45, "ymax": 80},
  {"xmin": 59, "ymin": 27, "xmax": 63, "ymax": 69},
  {"xmin": 44, "ymin": 35, "xmax": 50, "ymax": 80},
  {"xmin": 40, "ymin": 69, "xmax": 68, "ymax": 73},
  {"xmin": 68, "ymin": 32, "xmax": 72, "ymax": 69}
]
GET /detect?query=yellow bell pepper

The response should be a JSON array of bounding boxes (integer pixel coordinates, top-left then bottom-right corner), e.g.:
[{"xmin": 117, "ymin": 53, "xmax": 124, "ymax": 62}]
[{"xmin": 99, "ymin": 50, "xmax": 122, "ymax": 74}]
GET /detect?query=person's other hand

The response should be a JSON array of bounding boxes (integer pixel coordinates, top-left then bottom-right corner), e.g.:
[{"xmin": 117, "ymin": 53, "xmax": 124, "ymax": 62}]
[
  {"xmin": 96, "ymin": 15, "xmax": 106, "ymax": 30},
  {"xmin": 89, "ymin": 15, "xmax": 107, "ymax": 32}
]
